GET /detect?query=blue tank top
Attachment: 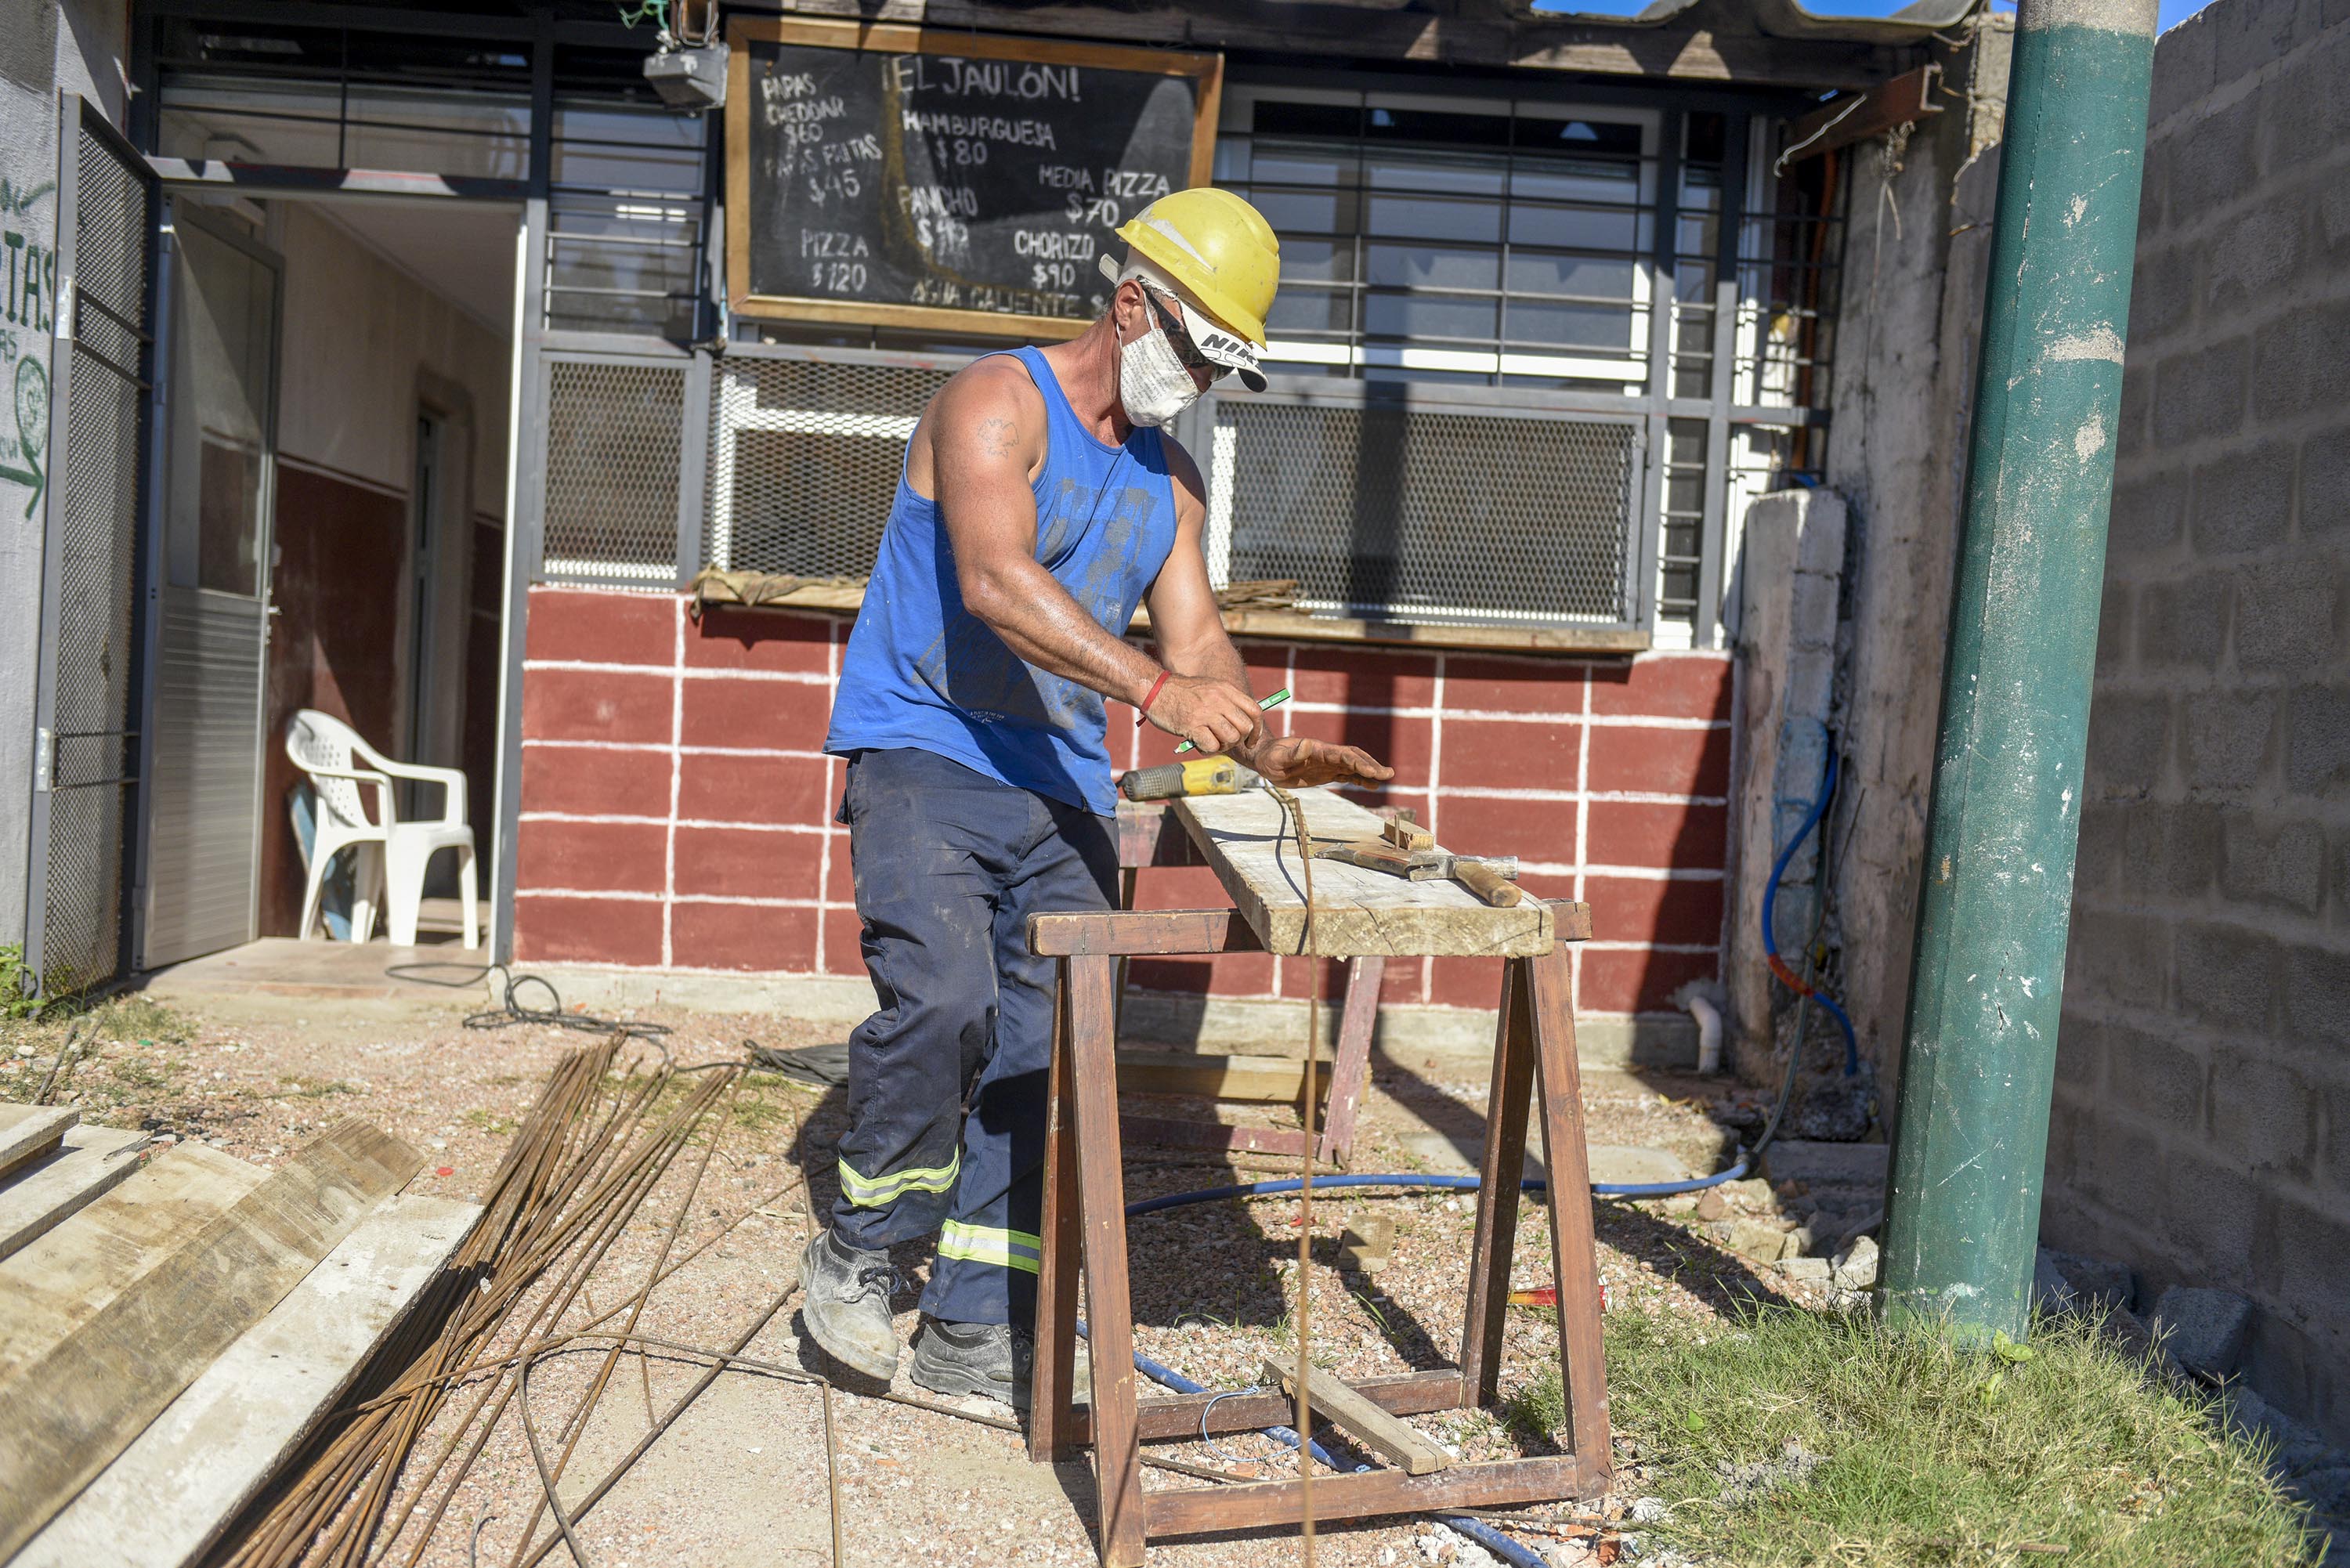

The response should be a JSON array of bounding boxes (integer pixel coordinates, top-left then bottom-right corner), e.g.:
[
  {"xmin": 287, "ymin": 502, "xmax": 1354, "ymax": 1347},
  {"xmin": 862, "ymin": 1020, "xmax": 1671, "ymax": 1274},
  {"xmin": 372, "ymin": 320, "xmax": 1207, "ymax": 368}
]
[{"xmin": 824, "ymin": 345, "xmax": 1180, "ymax": 815}]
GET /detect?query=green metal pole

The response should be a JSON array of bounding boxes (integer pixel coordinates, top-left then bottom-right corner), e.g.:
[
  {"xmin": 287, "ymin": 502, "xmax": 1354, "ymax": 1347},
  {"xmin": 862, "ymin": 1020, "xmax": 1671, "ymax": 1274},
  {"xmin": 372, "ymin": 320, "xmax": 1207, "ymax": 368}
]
[{"xmin": 1880, "ymin": 0, "xmax": 2158, "ymax": 1341}]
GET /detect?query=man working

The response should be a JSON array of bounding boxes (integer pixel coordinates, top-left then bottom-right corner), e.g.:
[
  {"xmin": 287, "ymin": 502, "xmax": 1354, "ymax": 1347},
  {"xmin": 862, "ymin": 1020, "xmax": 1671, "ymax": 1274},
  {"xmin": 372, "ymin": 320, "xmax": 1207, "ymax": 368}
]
[{"xmin": 804, "ymin": 188, "xmax": 1392, "ymax": 1406}]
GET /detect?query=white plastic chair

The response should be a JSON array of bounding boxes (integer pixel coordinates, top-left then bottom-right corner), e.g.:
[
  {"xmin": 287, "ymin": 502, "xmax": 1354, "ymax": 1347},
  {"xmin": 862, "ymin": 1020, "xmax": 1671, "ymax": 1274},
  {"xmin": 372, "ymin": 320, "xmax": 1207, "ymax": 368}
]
[{"xmin": 284, "ymin": 709, "xmax": 478, "ymax": 948}]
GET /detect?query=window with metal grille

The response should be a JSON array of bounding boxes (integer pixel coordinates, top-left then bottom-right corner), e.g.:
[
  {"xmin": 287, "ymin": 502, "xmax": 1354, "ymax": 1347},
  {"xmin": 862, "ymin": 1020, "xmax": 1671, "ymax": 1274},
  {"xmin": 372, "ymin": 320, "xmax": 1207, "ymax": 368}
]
[
  {"xmin": 706, "ymin": 352, "xmax": 956, "ymax": 580},
  {"xmin": 544, "ymin": 95, "xmax": 707, "ymax": 336},
  {"xmin": 1214, "ymin": 92, "xmax": 1657, "ymax": 389},
  {"xmin": 538, "ymin": 357, "xmax": 685, "ymax": 583},
  {"xmin": 1213, "ymin": 397, "xmax": 1639, "ymax": 626}
]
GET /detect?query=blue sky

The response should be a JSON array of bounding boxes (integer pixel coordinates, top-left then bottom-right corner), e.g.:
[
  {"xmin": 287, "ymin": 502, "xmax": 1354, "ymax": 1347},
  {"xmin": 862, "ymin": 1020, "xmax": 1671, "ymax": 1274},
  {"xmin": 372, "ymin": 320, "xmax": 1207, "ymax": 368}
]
[{"xmin": 1531, "ymin": 0, "xmax": 2215, "ymax": 28}]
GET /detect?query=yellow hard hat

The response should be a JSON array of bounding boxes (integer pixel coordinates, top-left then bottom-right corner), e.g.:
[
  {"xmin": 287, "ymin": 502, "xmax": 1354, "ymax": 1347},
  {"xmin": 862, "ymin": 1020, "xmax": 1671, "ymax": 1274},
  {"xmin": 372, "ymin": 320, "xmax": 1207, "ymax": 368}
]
[{"xmin": 1112, "ymin": 188, "xmax": 1280, "ymax": 349}]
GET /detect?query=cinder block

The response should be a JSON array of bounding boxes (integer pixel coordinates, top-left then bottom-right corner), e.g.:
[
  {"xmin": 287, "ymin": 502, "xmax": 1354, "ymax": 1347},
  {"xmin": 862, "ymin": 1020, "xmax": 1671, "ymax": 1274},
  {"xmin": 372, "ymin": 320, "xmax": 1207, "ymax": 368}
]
[
  {"xmin": 2304, "ymin": 425, "xmax": 2350, "ymax": 537},
  {"xmin": 2158, "ymin": 1158, "xmax": 2265, "ymax": 1292},
  {"xmin": 2127, "ymin": 800, "xmax": 2223, "ymax": 901},
  {"xmin": 2073, "ymin": 799, "xmax": 2125, "ymax": 895},
  {"xmin": 2235, "ymin": 560, "xmax": 2343, "ymax": 677},
  {"xmin": 2065, "ymin": 905, "xmax": 2173, "ymax": 1009},
  {"xmin": 2167, "ymin": 95, "xmax": 2260, "ymax": 219},
  {"xmin": 2219, "ymin": 813, "xmax": 2326, "ymax": 913},
  {"xmin": 2153, "ymin": 1284, "xmax": 2256, "ymax": 1377},
  {"xmin": 2325, "ymin": 1076, "xmax": 2350, "ymax": 1194},
  {"xmin": 2154, "ymin": 338, "xmax": 2249, "ymax": 449},
  {"xmin": 2256, "ymin": 30, "xmax": 2350, "ymax": 176},
  {"xmin": 1793, "ymin": 490, "xmax": 1849, "ymax": 576},
  {"xmin": 2280, "ymin": 942, "xmax": 2350, "ymax": 1048},
  {"xmin": 2105, "ymin": 1019, "xmax": 2205, "ymax": 1132},
  {"xmin": 2052, "ymin": 1012, "xmax": 2105, "ymax": 1092},
  {"xmin": 2179, "ymin": 686, "xmax": 2280, "ymax": 791},
  {"xmin": 2134, "ymin": 575, "xmax": 2230, "ymax": 670},
  {"xmin": 2283, "ymin": 684, "xmax": 2350, "ymax": 797},
  {"xmin": 2204, "ymin": 190, "xmax": 2307, "ymax": 323},
  {"xmin": 2084, "ymin": 688, "xmax": 2174, "ymax": 792},
  {"xmin": 2118, "ymin": 366, "xmax": 2156, "ymax": 461},
  {"xmin": 1788, "ymin": 571, "xmax": 1840, "ymax": 652},
  {"xmin": 1756, "ymin": 1140, "xmax": 1888, "ymax": 1190},
  {"xmin": 2190, "ymin": 440, "xmax": 2295, "ymax": 557},
  {"xmin": 2174, "ymin": 919, "xmax": 2283, "ymax": 1028},
  {"xmin": 2135, "ymin": 138, "xmax": 2167, "ymax": 240},
  {"xmin": 2207, "ymin": 1046, "xmax": 2316, "ymax": 1172},
  {"xmin": 1784, "ymin": 647, "xmax": 1835, "ymax": 721},
  {"xmin": 2128, "ymin": 240, "xmax": 2200, "ymax": 346},
  {"xmin": 2041, "ymin": 1248, "xmax": 2138, "ymax": 1313},
  {"xmin": 2212, "ymin": 0, "xmax": 2312, "ymax": 101},
  {"xmin": 2110, "ymin": 471, "xmax": 2188, "ymax": 555},
  {"xmin": 2253, "ymin": 301, "xmax": 2350, "ymax": 428},
  {"xmin": 2147, "ymin": 7, "xmax": 2220, "ymax": 129},
  {"xmin": 2098, "ymin": 578, "xmax": 2133, "ymax": 671}
]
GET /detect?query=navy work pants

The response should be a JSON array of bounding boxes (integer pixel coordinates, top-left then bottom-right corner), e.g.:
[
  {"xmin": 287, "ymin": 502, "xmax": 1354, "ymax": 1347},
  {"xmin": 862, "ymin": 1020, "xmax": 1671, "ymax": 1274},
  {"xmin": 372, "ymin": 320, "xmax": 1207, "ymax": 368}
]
[{"xmin": 828, "ymin": 746, "xmax": 1117, "ymax": 1326}]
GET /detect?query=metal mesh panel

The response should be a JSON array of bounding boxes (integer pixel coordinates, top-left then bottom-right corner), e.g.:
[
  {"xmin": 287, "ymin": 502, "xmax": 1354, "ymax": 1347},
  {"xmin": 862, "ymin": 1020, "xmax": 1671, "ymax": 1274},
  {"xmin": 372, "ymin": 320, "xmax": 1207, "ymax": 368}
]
[
  {"xmin": 1214, "ymin": 400, "xmax": 1638, "ymax": 626},
  {"xmin": 37, "ymin": 117, "xmax": 153, "ymax": 995},
  {"xmin": 707, "ymin": 355, "xmax": 954, "ymax": 580},
  {"xmin": 538, "ymin": 357, "xmax": 684, "ymax": 582}
]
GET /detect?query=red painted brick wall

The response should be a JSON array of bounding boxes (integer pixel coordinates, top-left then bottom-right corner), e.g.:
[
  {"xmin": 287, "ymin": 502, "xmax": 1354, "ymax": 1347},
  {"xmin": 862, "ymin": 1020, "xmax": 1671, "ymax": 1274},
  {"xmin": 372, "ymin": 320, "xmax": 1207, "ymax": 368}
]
[{"xmin": 515, "ymin": 587, "xmax": 1733, "ymax": 1020}]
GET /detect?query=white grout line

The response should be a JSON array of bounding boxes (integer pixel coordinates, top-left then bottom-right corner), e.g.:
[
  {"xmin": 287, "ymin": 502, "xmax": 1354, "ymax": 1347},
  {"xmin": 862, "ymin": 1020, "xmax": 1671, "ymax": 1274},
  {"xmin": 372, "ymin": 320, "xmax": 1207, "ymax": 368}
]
[
  {"xmin": 526, "ymin": 658, "xmax": 835, "ymax": 685},
  {"xmin": 1573, "ymin": 666, "xmax": 1593, "ymax": 1003},
  {"xmin": 816, "ymin": 621, "xmax": 844, "ymax": 974},
  {"xmin": 663, "ymin": 608, "xmax": 683, "ymax": 970},
  {"xmin": 1422, "ymin": 652, "xmax": 1447, "ymax": 1006}
]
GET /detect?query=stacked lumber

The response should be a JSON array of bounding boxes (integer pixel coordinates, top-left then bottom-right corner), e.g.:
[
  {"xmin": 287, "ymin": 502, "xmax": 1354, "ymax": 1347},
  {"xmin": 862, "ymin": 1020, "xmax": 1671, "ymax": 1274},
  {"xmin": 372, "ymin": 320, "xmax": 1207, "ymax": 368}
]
[{"xmin": 0, "ymin": 1107, "xmax": 479, "ymax": 1568}]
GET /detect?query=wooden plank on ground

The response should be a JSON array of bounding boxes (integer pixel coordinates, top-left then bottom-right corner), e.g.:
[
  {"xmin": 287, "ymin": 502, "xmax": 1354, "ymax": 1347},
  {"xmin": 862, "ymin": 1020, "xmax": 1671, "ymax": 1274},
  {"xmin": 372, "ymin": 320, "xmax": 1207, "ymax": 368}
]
[
  {"xmin": 13, "ymin": 1193, "xmax": 479, "ymax": 1568},
  {"xmin": 0, "ymin": 1118, "xmax": 422, "ymax": 1560},
  {"xmin": 0, "ymin": 1123, "xmax": 149, "ymax": 1262},
  {"xmin": 1264, "ymin": 1357, "xmax": 1454, "ymax": 1476},
  {"xmin": 0, "ymin": 1143, "xmax": 268, "ymax": 1381},
  {"xmin": 0, "ymin": 1104, "xmax": 78, "ymax": 1181},
  {"xmin": 1172, "ymin": 787, "xmax": 1556, "ymax": 957}
]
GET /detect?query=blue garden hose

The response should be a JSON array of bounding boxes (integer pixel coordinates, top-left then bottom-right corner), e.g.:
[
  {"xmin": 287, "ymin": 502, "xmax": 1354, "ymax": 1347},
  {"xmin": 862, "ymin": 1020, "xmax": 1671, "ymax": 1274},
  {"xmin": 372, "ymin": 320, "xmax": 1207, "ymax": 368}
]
[{"xmin": 1760, "ymin": 744, "xmax": 1861, "ymax": 1078}]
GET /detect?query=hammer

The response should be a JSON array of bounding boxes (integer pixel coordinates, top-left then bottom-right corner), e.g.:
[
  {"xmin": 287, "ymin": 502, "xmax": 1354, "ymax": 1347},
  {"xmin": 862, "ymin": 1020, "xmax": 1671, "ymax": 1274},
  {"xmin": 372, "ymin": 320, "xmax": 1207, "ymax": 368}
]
[{"xmin": 1314, "ymin": 843, "xmax": 1524, "ymax": 907}]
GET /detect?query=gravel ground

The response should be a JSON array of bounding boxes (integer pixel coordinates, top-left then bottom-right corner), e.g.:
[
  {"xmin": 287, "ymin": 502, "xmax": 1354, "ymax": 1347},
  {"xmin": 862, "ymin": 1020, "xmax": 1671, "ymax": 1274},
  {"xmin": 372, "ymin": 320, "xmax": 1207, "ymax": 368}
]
[{"xmin": 5, "ymin": 969, "xmax": 1871, "ymax": 1567}]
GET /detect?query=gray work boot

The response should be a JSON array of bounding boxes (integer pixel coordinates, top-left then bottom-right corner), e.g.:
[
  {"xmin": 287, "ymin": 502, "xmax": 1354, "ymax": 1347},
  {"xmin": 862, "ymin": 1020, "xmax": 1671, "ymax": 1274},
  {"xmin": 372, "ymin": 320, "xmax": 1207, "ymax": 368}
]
[
  {"xmin": 797, "ymin": 1229, "xmax": 903, "ymax": 1381},
  {"xmin": 908, "ymin": 1317, "xmax": 1034, "ymax": 1411}
]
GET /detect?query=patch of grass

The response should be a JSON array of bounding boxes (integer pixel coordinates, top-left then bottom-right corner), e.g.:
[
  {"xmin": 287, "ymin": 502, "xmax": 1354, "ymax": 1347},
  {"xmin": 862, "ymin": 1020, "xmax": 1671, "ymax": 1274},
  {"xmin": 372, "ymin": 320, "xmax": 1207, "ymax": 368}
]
[
  {"xmin": 461, "ymin": 1106, "xmax": 520, "ymax": 1136},
  {"xmin": 0, "ymin": 946, "xmax": 38, "ymax": 1021},
  {"xmin": 1511, "ymin": 1306, "xmax": 2322, "ymax": 1566}
]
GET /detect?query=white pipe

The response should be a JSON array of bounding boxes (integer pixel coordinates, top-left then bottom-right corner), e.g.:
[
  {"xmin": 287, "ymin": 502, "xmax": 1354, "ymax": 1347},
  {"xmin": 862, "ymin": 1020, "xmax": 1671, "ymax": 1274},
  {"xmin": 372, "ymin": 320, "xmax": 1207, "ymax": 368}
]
[{"xmin": 1687, "ymin": 993, "xmax": 1724, "ymax": 1075}]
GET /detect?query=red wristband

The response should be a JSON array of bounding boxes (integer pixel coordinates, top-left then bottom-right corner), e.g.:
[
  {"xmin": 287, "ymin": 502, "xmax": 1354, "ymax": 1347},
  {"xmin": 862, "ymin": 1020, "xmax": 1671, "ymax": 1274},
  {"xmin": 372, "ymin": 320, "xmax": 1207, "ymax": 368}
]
[{"xmin": 1137, "ymin": 670, "xmax": 1171, "ymax": 725}]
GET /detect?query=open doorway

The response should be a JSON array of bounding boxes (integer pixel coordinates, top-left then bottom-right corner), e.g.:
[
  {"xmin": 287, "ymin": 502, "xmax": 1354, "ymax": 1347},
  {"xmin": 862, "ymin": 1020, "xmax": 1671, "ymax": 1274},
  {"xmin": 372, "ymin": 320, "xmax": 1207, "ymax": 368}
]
[{"xmin": 138, "ymin": 188, "xmax": 518, "ymax": 963}]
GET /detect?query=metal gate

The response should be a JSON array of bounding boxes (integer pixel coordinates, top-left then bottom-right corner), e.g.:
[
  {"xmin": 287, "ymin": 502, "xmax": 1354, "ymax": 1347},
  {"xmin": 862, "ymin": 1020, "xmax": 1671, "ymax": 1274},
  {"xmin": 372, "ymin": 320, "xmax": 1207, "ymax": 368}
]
[{"xmin": 24, "ymin": 99, "xmax": 159, "ymax": 999}]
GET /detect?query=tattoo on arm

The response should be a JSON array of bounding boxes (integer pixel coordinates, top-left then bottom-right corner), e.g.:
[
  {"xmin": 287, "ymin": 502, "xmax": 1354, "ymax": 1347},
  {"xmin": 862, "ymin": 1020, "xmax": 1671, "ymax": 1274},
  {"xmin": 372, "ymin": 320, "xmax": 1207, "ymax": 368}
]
[{"xmin": 976, "ymin": 416, "xmax": 1016, "ymax": 459}]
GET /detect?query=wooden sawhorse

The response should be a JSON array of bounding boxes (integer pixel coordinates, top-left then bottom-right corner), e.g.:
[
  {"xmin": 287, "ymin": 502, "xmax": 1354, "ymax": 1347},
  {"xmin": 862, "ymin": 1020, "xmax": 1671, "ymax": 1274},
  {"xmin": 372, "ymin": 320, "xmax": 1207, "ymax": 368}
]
[{"xmin": 1023, "ymin": 903, "xmax": 1611, "ymax": 1564}]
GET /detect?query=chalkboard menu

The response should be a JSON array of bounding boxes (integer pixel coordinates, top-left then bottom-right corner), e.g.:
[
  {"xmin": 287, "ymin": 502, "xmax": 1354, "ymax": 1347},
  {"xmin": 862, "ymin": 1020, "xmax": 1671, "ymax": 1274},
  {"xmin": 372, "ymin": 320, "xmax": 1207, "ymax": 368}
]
[{"xmin": 725, "ymin": 20, "xmax": 1221, "ymax": 337}]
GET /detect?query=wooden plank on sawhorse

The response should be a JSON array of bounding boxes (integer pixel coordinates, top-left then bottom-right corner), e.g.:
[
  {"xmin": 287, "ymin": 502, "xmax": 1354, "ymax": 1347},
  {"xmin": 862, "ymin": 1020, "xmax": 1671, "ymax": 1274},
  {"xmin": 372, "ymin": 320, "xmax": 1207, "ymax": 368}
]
[
  {"xmin": 1263, "ymin": 1357, "xmax": 1452, "ymax": 1476},
  {"xmin": 0, "ymin": 1122, "xmax": 149, "ymax": 1262},
  {"xmin": 0, "ymin": 1118, "xmax": 423, "ymax": 1560},
  {"xmin": 1111, "ymin": 800, "xmax": 1385, "ymax": 1165},
  {"xmin": 1024, "ymin": 902, "xmax": 1609, "ymax": 1566},
  {"xmin": 1170, "ymin": 786, "xmax": 1553, "ymax": 956},
  {"xmin": 12, "ymin": 1193, "xmax": 479, "ymax": 1568}
]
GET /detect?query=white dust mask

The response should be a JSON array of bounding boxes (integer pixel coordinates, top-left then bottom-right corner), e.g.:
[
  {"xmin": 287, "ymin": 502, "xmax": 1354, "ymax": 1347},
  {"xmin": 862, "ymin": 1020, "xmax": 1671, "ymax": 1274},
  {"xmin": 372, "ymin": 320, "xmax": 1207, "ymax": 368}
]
[{"xmin": 1118, "ymin": 312, "xmax": 1202, "ymax": 428}]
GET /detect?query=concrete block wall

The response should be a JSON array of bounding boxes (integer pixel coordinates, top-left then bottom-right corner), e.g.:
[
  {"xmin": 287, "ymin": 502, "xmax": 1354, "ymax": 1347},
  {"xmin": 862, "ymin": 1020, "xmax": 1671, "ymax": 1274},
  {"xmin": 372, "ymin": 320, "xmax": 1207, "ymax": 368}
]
[{"xmin": 2048, "ymin": 0, "xmax": 2350, "ymax": 1443}]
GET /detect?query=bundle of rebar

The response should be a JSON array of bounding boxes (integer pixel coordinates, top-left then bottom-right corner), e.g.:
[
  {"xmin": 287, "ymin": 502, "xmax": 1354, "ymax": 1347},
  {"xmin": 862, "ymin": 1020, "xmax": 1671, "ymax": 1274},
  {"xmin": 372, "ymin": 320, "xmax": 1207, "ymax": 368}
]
[{"xmin": 216, "ymin": 1039, "xmax": 761, "ymax": 1568}]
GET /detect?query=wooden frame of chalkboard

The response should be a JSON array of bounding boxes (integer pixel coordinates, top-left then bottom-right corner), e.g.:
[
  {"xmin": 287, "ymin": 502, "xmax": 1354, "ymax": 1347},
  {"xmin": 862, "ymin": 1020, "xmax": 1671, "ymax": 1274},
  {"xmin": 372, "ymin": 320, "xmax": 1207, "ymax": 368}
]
[{"xmin": 725, "ymin": 18, "xmax": 1223, "ymax": 339}]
